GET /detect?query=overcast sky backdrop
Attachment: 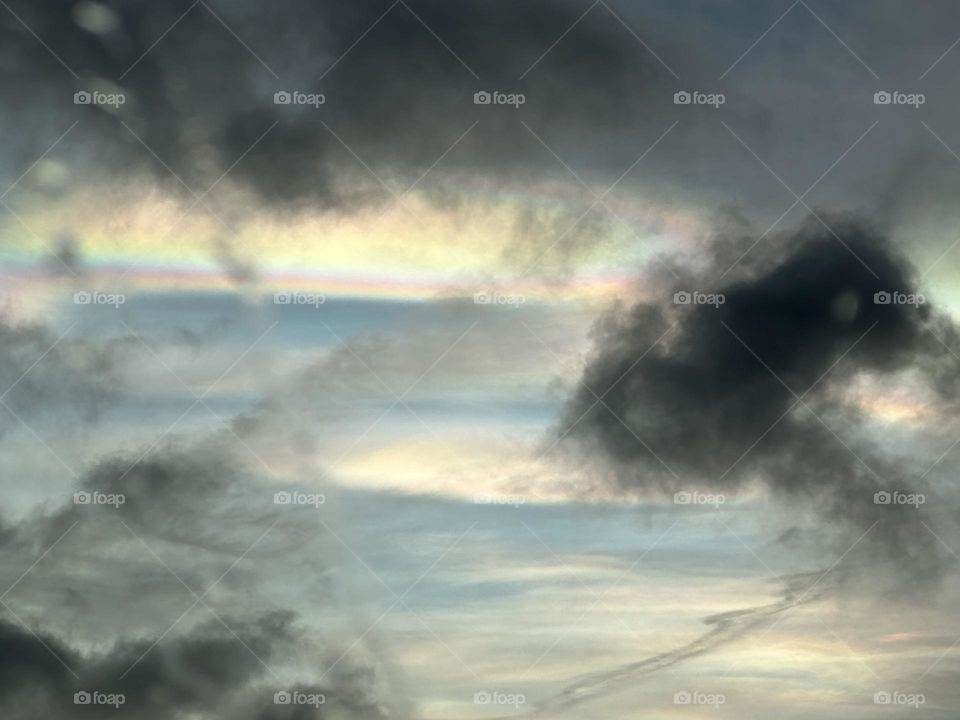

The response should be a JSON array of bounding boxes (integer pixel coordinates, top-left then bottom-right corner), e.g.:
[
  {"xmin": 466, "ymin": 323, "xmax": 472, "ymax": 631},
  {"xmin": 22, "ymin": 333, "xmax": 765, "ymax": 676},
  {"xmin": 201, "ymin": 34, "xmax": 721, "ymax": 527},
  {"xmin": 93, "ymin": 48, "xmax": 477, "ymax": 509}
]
[{"xmin": 3, "ymin": 1, "xmax": 960, "ymax": 718}]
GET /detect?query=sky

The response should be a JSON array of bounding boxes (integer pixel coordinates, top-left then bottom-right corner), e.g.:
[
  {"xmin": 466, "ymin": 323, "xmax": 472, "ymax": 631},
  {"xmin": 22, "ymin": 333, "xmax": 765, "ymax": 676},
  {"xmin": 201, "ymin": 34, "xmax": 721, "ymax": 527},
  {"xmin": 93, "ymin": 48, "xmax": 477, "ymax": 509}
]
[{"xmin": 2, "ymin": 0, "xmax": 960, "ymax": 718}]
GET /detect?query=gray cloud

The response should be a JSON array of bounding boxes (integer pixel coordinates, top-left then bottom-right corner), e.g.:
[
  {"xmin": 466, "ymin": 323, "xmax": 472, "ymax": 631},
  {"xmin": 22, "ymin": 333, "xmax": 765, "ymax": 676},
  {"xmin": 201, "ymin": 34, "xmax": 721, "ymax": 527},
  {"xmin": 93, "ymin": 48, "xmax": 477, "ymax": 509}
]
[
  {"xmin": 0, "ymin": 0, "xmax": 679, "ymax": 211},
  {"xmin": 0, "ymin": 318, "xmax": 122, "ymax": 437},
  {"xmin": 561, "ymin": 218, "xmax": 960, "ymax": 580},
  {"xmin": 0, "ymin": 611, "xmax": 389, "ymax": 720},
  {"xmin": 0, "ymin": 429, "xmax": 401, "ymax": 719},
  {"xmin": 4, "ymin": 0, "xmax": 960, "ymax": 238}
]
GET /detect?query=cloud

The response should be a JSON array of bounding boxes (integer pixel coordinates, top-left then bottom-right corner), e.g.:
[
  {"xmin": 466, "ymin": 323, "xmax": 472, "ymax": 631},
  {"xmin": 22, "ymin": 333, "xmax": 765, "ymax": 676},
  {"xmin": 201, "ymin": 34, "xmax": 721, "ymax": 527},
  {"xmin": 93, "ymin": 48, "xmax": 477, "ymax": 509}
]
[
  {"xmin": 0, "ymin": 611, "xmax": 376, "ymax": 720},
  {"xmin": 561, "ymin": 218, "xmax": 960, "ymax": 580},
  {"xmin": 0, "ymin": 429, "xmax": 402, "ymax": 719},
  {"xmin": 0, "ymin": 0, "xmax": 677, "ymax": 211},
  {"xmin": 47, "ymin": 230, "xmax": 84, "ymax": 276},
  {"xmin": 0, "ymin": 318, "xmax": 122, "ymax": 437}
]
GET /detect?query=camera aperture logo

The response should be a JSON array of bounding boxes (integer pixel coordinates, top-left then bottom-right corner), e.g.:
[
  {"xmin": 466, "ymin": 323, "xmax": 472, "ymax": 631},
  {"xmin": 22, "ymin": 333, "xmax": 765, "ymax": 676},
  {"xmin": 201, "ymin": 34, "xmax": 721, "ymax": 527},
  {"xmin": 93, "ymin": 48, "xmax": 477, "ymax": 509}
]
[
  {"xmin": 274, "ymin": 690, "xmax": 326, "ymax": 707},
  {"xmin": 874, "ymin": 691, "xmax": 925, "ymax": 708},
  {"xmin": 474, "ymin": 493, "xmax": 526, "ymax": 508},
  {"xmin": 74, "ymin": 291, "xmax": 125, "ymax": 308},
  {"xmin": 474, "ymin": 90, "xmax": 525, "ymax": 108},
  {"xmin": 674, "ymin": 690, "xmax": 726, "ymax": 708},
  {"xmin": 273, "ymin": 291, "xmax": 325, "ymax": 308},
  {"xmin": 74, "ymin": 490, "xmax": 125, "ymax": 508},
  {"xmin": 474, "ymin": 290, "xmax": 525, "ymax": 308},
  {"xmin": 74, "ymin": 691, "xmax": 125, "ymax": 708},
  {"xmin": 673, "ymin": 90, "xmax": 725, "ymax": 108},
  {"xmin": 873, "ymin": 290, "xmax": 924, "ymax": 306},
  {"xmin": 473, "ymin": 691, "xmax": 526, "ymax": 709},
  {"xmin": 674, "ymin": 490, "xmax": 724, "ymax": 508},
  {"xmin": 873, "ymin": 490, "xmax": 925, "ymax": 508},
  {"xmin": 673, "ymin": 290, "xmax": 725, "ymax": 308},
  {"xmin": 274, "ymin": 490, "xmax": 326, "ymax": 508},
  {"xmin": 74, "ymin": 90, "xmax": 126, "ymax": 107},
  {"xmin": 873, "ymin": 91, "xmax": 925, "ymax": 108},
  {"xmin": 274, "ymin": 91, "xmax": 325, "ymax": 108}
]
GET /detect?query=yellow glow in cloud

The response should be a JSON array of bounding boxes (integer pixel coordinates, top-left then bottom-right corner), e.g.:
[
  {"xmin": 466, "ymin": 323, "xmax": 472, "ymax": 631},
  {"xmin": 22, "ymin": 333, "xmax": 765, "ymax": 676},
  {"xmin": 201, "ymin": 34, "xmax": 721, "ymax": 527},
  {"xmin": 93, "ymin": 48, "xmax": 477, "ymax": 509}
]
[
  {"xmin": 3, "ymin": 178, "xmax": 705, "ymax": 302},
  {"xmin": 841, "ymin": 372, "xmax": 938, "ymax": 425}
]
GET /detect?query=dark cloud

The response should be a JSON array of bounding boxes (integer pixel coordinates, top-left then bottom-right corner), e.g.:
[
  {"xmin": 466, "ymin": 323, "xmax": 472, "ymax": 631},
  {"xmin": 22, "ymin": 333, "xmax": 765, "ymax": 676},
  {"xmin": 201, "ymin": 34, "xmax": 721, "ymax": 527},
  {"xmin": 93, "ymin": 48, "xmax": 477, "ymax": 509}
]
[
  {"xmin": 562, "ymin": 218, "xmax": 960, "ymax": 579},
  {"xmin": 33, "ymin": 437, "xmax": 268, "ymax": 550},
  {"xmin": 0, "ymin": 433, "xmax": 397, "ymax": 719},
  {"xmin": 4, "ymin": 0, "xmax": 960, "ymax": 247},
  {"xmin": 0, "ymin": 611, "xmax": 390, "ymax": 720},
  {"xmin": 0, "ymin": 0, "xmax": 678, "ymax": 212},
  {"xmin": 47, "ymin": 230, "xmax": 83, "ymax": 276},
  {"xmin": 235, "ymin": 680, "xmax": 390, "ymax": 720},
  {"xmin": 214, "ymin": 237, "xmax": 258, "ymax": 286},
  {"xmin": 1, "ymin": 434, "xmax": 329, "ymax": 640}
]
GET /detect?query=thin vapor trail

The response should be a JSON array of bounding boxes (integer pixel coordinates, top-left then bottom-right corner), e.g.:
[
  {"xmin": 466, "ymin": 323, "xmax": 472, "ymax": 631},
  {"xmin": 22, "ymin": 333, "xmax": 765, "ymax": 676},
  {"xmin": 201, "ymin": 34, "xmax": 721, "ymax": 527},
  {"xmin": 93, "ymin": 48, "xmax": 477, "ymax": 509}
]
[{"xmin": 461, "ymin": 570, "xmax": 832, "ymax": 720}]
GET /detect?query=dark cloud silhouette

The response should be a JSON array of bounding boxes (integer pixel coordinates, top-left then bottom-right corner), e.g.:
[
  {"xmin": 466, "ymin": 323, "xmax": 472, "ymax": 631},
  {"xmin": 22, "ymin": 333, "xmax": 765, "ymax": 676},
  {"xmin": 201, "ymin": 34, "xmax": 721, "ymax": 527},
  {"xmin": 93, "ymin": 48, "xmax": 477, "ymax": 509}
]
[
  {"xmin": 562, "ymin": 219, "xmax": 960, "ymax": 578},
  {"xmin": 0, "ymin": 611, "xmax": 390, "ymax": 719},
  {"xmin": 47, "ymin": 230, "xmax": 83, "ymax": 276},
  {"xmin": 0, "ymin": 0, "xmax": 677, "ymax": 211}
]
